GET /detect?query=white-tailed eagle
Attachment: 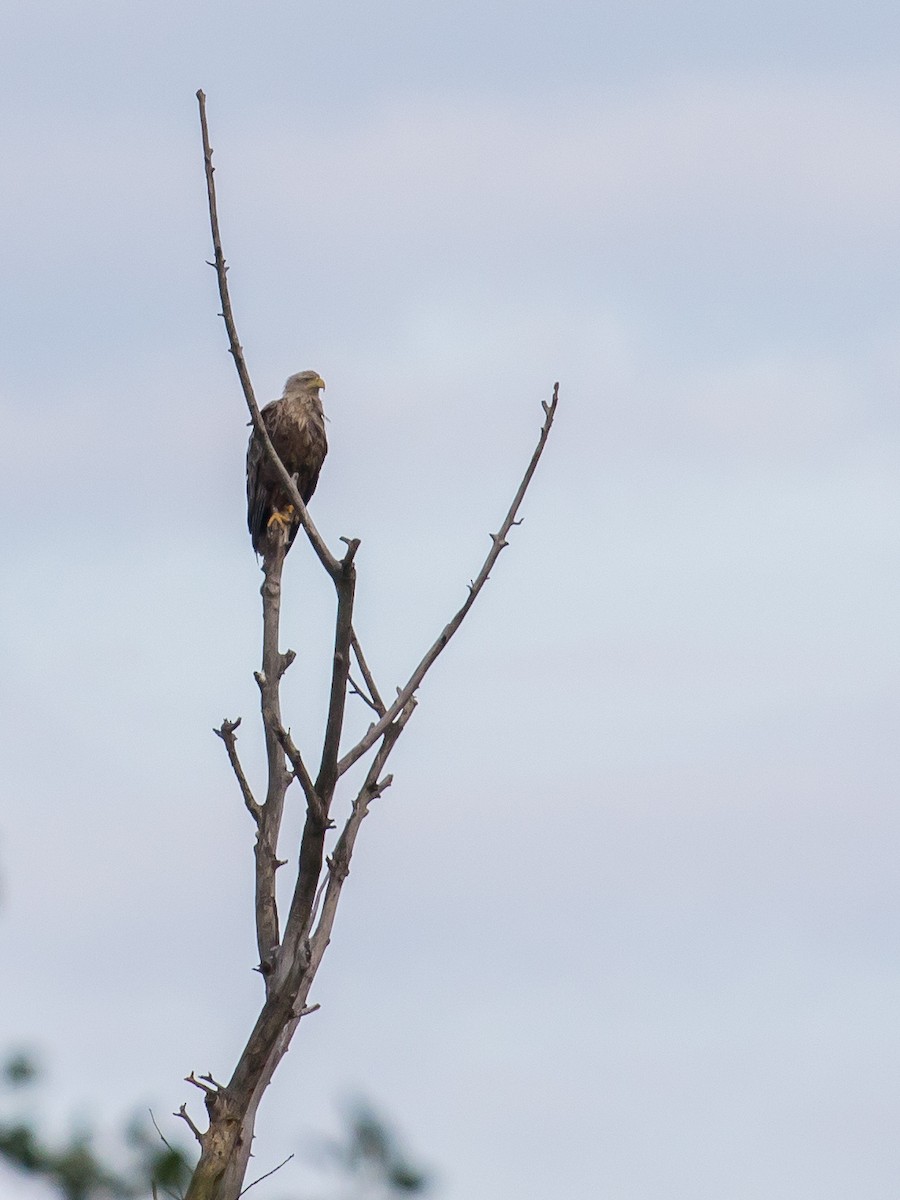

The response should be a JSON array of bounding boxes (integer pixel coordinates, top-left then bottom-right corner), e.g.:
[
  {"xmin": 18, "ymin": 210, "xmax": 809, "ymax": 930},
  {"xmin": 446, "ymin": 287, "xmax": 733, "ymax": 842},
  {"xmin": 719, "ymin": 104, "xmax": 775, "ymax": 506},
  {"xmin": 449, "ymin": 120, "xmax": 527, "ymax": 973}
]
[{"xmin": 246, "ymin": 370, "xmax": 327, "ymax": 555}]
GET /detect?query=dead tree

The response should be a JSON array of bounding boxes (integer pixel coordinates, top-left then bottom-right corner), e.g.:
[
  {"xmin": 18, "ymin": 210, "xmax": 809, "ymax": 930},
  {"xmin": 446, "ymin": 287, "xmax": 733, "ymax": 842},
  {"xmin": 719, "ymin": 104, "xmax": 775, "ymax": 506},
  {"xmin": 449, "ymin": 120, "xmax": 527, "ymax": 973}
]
[{"xmin": 183, "ymin": 91, "xmax": 559, "ymax": 1200}]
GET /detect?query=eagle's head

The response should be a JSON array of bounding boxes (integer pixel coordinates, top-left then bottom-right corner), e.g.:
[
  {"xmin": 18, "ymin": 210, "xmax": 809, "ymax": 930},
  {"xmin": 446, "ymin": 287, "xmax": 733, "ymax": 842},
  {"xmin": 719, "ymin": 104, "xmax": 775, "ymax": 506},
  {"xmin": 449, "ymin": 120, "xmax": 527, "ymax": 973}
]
[{"xmin": 284, "ymin": 370, "xmax": 326, "ymax": 396}]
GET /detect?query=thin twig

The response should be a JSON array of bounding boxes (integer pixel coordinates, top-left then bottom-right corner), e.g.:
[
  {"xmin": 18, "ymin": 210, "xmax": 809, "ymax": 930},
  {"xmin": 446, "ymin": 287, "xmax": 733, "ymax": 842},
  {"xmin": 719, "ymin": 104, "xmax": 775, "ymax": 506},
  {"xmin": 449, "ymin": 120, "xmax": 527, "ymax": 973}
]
[
  {"xmin": 239, "ymin": 1153, "xmax": 294, "ymax": 1196},
  {"xmin": 215, "ymin": 719, "xmax": 262, "ymax": 823},
  {"xmin": 149, "ymin": 1109, "xmax": 178, "ymax": 1155},
  {"xmin": 350, "ymin": 627, "xmax": 386, "ymax": 715},
  {"xmin": 336, "ymin": 384, "xmax": 559, "ymax": 777},
  {"xmin": 273, "ymin": 722, "xmax": 321, "ymax": 815},
  {"xmin": 348, "ymin": 672, "xmax": 381, "ymax": 714},
  {"xmin": 185, "ymin": 1072, "xmax": 221, "ymax": 1096}
]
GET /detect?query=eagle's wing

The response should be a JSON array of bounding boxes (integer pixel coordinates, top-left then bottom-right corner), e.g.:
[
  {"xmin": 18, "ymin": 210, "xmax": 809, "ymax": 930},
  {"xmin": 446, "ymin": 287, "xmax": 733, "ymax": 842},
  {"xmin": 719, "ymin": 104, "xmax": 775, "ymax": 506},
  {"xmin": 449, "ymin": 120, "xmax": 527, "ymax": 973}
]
[
  {"xmin": 292, "ymin": 418, "xmax": 328, "ymax": 505},
  {"xmin": 246, "ymin": 401, "xmax": 280, "ymax": 554},
  {"xmin": 246, "ymin": 393, "xmax": 328, "ymax": 554}
]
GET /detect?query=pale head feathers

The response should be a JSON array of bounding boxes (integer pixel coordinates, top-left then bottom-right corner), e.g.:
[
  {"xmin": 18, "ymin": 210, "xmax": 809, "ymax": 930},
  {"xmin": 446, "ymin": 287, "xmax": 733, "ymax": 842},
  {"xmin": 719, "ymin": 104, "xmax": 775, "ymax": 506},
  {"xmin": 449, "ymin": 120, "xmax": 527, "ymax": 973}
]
[{"xmin": 283, "ymin": 370, "xmax": 326, "ymax": 396}]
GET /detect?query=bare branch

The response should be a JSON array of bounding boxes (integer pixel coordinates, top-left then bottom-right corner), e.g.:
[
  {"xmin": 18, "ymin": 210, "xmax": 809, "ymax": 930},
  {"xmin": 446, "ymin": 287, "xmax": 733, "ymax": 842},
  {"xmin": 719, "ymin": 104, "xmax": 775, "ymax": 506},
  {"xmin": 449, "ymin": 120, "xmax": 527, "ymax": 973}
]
[
  {"xmin": 273, "ymin": 540, "xmax": 358, "ymax": 968},
  {"xmin": 149, "ymin": 1109, "xmax": 180, "ymax": 1155},
  {"xmin": 214, "ymin": 719, "xmax": 262, "ymax": 823},
  {"xmin": 348, "ymin": 673, "xmax": 381, "ymax": 714},
  {"xmin": 311, "ymin": 701, "xmax": 414, "ymax": 962},
  {"xmin": 196, "ymin": 89, "xmax": 339, "ymax": 578},
  {"xmin": 316, "ymin": 539, "xmax": 359, "ymax": 796},
  {"xmin": 368, "ymin": 773, "xmax": 394, "ymax": 800},
  {"xmin": 350, "ymin": 627, "xmax": 386, "ymax": 715},
  {"xmin": 174, "ymin": 1104, "xmax": 204, "ymax": 1146},
  {"xmin": 186, "ymin": 1072, "xmax": 224, "ymax": 1096},
  {"xmin": 336, "ymin": 384, "xmax": 559, "ymax": 777},
  {"xmin": 273, "ymin": 722, "xmax": 322, "ymax": 819}
]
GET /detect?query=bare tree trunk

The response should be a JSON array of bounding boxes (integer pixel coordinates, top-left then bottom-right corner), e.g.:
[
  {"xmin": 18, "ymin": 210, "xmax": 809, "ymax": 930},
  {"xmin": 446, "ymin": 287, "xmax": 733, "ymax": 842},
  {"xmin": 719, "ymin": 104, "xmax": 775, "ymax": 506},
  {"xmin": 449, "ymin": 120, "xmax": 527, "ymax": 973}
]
[{"xmin": 184, "ymin": 90, "xmax": 559, "ymax": 1200}]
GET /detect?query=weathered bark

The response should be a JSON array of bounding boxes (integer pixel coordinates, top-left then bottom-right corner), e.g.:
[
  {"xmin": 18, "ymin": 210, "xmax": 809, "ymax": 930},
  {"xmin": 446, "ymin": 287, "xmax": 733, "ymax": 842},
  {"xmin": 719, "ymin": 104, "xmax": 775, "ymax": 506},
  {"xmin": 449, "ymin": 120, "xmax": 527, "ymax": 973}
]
[{"xmin": 254, "ymin": 537, "xmax": 291, "ymax": 976}]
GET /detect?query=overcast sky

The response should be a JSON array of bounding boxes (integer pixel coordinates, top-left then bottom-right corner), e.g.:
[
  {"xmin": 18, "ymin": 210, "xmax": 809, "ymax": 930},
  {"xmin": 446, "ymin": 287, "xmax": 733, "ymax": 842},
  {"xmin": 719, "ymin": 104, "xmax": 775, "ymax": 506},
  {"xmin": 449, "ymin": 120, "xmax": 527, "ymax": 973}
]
[{"xmin": 2, "ymin": 3, "xmax": 900, "ymax": 1199}]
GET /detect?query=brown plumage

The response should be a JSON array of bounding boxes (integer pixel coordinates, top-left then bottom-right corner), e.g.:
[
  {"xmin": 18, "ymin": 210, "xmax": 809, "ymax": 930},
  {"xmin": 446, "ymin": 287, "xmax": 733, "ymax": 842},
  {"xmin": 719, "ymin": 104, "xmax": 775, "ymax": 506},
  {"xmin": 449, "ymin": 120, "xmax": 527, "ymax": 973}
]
[{"xmin": 246, "ymin": 370, "xmax": 328, "ymax": 555}]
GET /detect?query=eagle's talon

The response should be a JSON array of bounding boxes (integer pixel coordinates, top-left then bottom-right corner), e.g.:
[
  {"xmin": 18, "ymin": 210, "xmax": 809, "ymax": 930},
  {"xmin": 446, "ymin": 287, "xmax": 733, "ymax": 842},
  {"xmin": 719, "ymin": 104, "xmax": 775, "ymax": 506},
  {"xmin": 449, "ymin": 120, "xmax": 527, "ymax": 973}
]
[{"xmin": 267, "ymin": 505, "xmax": 295, "ymax": 533}]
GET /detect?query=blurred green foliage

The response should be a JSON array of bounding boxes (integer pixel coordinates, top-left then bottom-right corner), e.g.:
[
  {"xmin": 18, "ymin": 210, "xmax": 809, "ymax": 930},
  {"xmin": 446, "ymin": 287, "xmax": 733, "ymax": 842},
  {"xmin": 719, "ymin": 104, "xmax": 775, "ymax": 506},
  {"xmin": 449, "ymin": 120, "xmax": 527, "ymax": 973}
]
[
  {"xmin": 319, "ymin": 1100, "xmax": 431, "ymax": 1198},
  {"xmin": 0, "ymin": 1058, "xmax": 431, "ymax": 1199},
  {"xmin": 0, "ymin": 1052, "xmax": 192, "ymax": 1199}
]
